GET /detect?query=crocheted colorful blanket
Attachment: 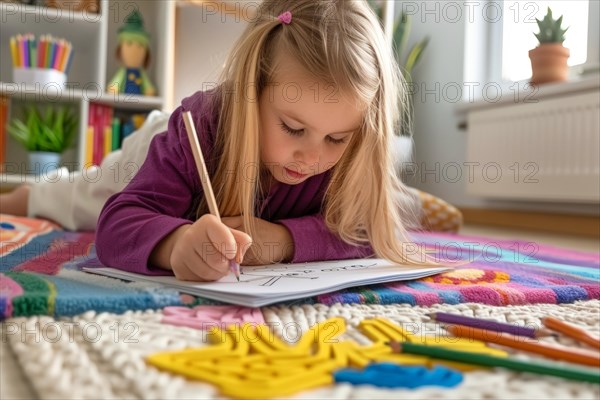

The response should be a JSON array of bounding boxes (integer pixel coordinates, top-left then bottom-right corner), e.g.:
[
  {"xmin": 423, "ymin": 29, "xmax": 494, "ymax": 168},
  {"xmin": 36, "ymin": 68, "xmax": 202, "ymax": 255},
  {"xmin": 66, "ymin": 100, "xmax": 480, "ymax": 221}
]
[{"xmin": 1, "ymin": 214, "xmax": 598, "ymax": 318}]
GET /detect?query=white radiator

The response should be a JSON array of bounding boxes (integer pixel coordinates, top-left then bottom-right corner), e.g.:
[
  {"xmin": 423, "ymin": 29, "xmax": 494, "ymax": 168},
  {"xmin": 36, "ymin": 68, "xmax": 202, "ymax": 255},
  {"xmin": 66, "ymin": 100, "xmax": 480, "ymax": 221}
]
[{"xmin": 466, "ymin": 90, "xmax": 600, "ymax": 203}]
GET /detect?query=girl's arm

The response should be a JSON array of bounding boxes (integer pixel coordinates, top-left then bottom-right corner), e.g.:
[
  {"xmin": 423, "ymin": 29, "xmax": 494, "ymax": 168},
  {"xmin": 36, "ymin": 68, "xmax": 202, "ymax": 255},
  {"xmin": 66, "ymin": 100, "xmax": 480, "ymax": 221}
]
[
  {"xmin": 95, "ymin": 105, "xmax": 203, "ymax": 275},
  {"xmin": 276, "ymin": 214, "xmax": 374, "ymax": 263},
  {"xmin": 269, "ymin": 173, "xmax": 376, "ymax": 264},
  {"xmin": 274, "ymin": 188, "xmax": 422, "ymax": 263}
]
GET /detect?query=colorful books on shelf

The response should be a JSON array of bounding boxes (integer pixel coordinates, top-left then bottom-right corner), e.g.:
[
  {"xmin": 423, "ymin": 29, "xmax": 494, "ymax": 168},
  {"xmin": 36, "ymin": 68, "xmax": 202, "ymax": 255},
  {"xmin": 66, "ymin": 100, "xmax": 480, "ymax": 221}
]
[
  {"xmin": 86, "ymin": 103, "xmax": 113, "ymax": 167},
  {"xmin": 86, "ymin": 103, "xmax": 148, "ymax": 166}
]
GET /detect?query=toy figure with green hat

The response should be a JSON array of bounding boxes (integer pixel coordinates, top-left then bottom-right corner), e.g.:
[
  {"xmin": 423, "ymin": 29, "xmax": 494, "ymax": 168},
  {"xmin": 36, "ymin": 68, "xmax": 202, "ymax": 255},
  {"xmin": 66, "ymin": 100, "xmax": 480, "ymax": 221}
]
[{"xmin": 107, "ymin": 10, "xmax": 156, "ymax": 96}]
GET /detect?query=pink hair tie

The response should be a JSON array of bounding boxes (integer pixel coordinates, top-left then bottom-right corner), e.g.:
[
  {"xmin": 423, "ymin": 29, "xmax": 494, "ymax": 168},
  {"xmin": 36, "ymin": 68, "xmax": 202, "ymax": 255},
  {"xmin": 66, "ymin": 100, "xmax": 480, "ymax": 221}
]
[{"xmin": 277, "ymin": 11, "xmax": 292, "ymax": 25}]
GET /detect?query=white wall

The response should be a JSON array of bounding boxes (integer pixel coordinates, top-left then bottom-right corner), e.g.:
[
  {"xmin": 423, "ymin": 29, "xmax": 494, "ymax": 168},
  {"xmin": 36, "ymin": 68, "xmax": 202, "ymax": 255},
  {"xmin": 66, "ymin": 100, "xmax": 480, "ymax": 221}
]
[
  {"xmin": 398, "ymin": 1, "xmax": 467, "ymax": 205},
  {"xmin": 173, "ymin": 5, "xmax": 248, "ymax": 109},
  {"xmin": 398, "ymin": 1, "xmax": 599, "ymax": 215}
]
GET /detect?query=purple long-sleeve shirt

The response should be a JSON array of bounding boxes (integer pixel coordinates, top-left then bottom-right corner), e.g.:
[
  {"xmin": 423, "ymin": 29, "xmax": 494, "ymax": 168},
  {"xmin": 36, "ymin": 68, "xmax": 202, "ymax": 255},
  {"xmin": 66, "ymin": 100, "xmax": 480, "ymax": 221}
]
[{"xmin": 96, "ymin": 90, "xmax": 373, "ymax": 275}]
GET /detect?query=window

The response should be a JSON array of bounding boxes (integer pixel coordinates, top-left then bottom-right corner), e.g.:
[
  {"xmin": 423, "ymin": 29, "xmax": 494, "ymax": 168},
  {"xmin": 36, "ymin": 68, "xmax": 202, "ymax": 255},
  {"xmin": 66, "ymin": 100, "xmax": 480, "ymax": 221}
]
[{"xmin": 499, "ymin": 1, "xmax": 589, "ymax": 82}]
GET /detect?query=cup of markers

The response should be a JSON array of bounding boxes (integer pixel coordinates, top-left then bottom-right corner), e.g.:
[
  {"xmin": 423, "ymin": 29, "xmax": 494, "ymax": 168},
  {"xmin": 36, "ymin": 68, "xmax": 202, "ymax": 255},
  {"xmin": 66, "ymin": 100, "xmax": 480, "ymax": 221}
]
[{"xmin": 10, "ymin": 34, "xmax": 73, "ymax": 89}]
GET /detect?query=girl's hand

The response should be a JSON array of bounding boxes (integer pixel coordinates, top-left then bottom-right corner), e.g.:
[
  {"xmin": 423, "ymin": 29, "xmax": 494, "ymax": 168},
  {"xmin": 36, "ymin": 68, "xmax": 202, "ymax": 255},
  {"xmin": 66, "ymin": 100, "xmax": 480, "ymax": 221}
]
[
  {"xmin": 221, "ymin": 216, "xmax": 294, "ymax": 266},
  {"xmin": 152, "ymin": 214, "xmax": 252, "ymax": 281}
]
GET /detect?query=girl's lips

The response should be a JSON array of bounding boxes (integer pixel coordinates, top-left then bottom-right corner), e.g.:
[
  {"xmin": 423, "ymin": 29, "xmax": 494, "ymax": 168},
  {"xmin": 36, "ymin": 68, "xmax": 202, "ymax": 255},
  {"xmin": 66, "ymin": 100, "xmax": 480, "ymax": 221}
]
[{"xmin": 284, "ymin": 167, "xmax": 307, "ymax": 179}]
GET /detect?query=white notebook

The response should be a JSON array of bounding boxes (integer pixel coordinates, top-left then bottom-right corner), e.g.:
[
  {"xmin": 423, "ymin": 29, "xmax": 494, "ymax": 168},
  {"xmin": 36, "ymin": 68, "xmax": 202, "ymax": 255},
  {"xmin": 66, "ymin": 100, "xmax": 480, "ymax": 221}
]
[{"xmin": 84, "ymin": 259, "xmax": 450, "ymax": 307}]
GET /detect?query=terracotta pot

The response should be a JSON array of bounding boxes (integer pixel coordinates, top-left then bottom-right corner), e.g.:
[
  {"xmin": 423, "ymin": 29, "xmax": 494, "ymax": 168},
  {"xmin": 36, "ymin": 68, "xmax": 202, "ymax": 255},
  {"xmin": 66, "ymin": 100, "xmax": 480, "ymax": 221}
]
[{"xmin": 529, "ymin": 43, "xmax": 570, "ymax": 85}]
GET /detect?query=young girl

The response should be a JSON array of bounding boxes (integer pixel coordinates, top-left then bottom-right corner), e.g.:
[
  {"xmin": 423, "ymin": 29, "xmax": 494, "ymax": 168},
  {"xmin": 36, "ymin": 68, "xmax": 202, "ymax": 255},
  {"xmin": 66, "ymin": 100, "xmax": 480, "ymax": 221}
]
[{"xmin": 96, "ymin": 0, "xmax": 432, "ymax": 282}]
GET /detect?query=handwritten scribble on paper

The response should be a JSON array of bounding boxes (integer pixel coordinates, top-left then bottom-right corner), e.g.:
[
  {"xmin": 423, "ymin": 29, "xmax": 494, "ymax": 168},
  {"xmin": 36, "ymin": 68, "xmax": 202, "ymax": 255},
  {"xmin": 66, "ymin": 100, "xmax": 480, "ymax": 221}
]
[{"xmin": 236, "ymin": 263, "xmax": 378, "ymax": 286}]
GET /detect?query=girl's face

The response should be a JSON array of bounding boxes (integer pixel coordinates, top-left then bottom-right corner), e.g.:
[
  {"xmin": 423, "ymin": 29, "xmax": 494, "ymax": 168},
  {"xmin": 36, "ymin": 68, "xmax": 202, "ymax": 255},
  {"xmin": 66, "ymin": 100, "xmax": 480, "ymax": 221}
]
[{"xmin": 259, "ymin": 57, "xmax": 364, "ymax": 186}]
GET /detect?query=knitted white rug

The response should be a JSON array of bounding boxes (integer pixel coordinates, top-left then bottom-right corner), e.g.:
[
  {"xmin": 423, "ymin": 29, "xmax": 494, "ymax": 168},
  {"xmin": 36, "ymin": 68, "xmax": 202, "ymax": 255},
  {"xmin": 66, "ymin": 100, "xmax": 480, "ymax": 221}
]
[{"xmin": 3, "ymin": 300, "xmax": 600, "ymax": 399}]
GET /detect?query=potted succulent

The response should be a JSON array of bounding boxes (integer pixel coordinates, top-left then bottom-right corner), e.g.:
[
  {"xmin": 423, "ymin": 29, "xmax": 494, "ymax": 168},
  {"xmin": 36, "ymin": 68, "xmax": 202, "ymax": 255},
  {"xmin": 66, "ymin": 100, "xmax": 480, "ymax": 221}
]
[
  {"xmin": 529, "ymin": 7, "xmax": 570, "ymax": 85},
  {"xmin": 8, "ymin": 104, "xmax": 77, "ymax": 172}
]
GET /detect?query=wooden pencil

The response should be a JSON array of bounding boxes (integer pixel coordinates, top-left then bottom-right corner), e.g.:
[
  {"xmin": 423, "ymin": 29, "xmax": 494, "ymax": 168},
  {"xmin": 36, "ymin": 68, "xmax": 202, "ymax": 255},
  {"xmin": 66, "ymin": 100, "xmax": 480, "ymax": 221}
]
[
  {"xmin": 182, "ymin": 111, "xmax": 240, "ymax": 281},
  {"xmin": 445, "ymin": 324, "xmax": 600, "ymax": 368},
  {"xmin": 389, "ymin": 341, "xmax": 600, "ymax": 384},
  {"xmin": 542, "ymin": 317, "xmax": 600, "ymax": 351}
]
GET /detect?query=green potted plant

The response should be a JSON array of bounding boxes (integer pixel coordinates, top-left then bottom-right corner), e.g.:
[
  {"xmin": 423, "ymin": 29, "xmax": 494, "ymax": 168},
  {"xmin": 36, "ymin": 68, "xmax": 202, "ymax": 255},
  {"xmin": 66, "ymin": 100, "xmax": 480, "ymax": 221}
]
[
  {"xmin": 8, "ymin": 104, "xmax": 77, "ymax": 172},
  {"xmin": 529, "ymin": 7, "xmax": 570, "ymax": 85},
  {"xmin": 368, "ymin": 1, "xmax": 429, "ymax": 137}
]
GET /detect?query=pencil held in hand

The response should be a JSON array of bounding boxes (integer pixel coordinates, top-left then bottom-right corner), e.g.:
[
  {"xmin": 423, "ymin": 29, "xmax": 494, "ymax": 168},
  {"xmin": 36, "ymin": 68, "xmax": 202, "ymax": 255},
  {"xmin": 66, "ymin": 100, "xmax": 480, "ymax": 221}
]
[{"xmin": 182, "ymin": 111, "xmax": 242, "ymax": 281}]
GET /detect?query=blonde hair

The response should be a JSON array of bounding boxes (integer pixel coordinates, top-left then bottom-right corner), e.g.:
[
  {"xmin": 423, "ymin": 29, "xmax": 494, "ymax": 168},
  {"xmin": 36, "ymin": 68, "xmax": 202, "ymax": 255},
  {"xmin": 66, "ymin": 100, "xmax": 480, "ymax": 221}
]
[{"xmin": 200, "ymin": 0, "xmax": 429, "ymax": 266}]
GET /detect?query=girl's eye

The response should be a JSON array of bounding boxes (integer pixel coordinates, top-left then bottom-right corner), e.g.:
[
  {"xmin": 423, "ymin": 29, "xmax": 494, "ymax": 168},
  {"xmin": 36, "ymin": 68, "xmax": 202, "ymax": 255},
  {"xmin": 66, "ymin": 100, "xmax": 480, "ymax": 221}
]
[
  {"xmin": 279, "ymin": 122, "xmax": 303, "ymax": 136},
  {"xmin": 279, "ymin": 121, "xmax": 349, "ymax": 145},
  {"xmin": 326, "ymin": 136, "xmax": 349, "ymax": 145}
]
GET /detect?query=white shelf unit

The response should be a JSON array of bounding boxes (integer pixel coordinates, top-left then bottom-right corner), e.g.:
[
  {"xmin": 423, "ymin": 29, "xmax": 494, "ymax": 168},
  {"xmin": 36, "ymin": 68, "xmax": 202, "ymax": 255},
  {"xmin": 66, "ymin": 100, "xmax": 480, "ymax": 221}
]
[{"xmin": 0, "ymin": 0, "xmax": 175, "ymax": 187}]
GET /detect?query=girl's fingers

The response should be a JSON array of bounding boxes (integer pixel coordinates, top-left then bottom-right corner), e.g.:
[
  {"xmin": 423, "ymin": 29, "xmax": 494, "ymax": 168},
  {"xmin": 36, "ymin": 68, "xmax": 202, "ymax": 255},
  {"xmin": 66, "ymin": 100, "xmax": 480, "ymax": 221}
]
[
  {"xmin": 229, "ymin": 228, "xmax": 253, "ymax": 264},
  {"xmin": 203, "ymin": 215, "xmax": 238, "ymax": 257},
  {"xmin": 187, "ymin": 215, "xmax": 254, "ymax": 277},
  {"xmin": 204, "ymin": 215, "xmax": 252, "ymax": 264},
  {"xmin": 181, "ymin": 215, "xmax": 230, "ymax": 277},
  {"xmin": 197, "ymin": 239, "xmax": 232, "ymax": 276}
]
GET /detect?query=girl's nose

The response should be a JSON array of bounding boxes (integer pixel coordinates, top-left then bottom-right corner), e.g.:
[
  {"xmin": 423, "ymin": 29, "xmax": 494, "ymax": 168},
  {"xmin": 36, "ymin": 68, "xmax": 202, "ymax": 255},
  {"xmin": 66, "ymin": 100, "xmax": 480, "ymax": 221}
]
[{"xmin": 294, "ymin": 144, "xmax": 321, "ymax": 167}]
